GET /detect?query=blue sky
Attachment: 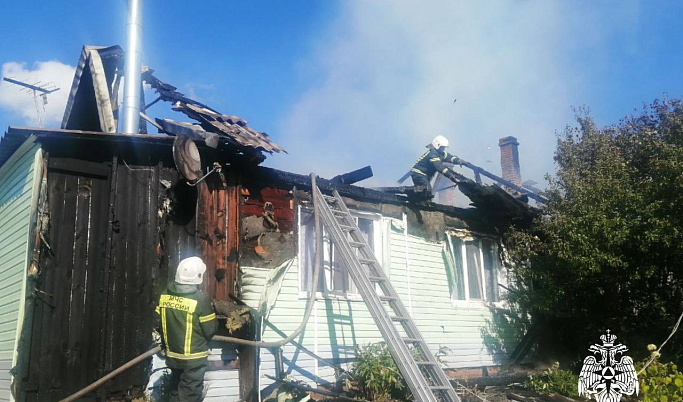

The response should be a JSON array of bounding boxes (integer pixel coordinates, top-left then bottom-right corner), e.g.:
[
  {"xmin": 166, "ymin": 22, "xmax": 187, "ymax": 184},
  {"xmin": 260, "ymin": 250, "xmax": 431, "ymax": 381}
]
[{"xmin": 1, "ymin": 1, "xmax": 682, "ymax": 186}]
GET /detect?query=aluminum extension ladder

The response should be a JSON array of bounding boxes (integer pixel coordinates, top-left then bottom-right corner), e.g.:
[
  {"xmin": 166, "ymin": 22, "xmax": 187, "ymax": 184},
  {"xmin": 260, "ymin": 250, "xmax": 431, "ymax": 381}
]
[{"xmin": 311, "ymin": 179, "xmax": 461, "ymax": 402}]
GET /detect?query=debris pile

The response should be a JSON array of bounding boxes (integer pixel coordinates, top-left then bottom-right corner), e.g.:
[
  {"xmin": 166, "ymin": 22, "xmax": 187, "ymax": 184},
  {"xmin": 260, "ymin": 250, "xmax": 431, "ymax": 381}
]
[{"xmin": 213, "ymin": 300, "xmax": 252, "ymax": 333}]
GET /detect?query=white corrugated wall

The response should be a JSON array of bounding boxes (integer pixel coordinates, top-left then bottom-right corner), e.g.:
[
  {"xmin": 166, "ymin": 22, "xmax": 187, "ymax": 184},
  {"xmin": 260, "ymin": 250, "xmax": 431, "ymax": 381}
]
[
  {"xmin": 0, "ymin": 141, "xmax": 41, "ymax": 402},
  {"xmin": 240, "ymin": 214, "xmax": 523, "ymax": 394}
]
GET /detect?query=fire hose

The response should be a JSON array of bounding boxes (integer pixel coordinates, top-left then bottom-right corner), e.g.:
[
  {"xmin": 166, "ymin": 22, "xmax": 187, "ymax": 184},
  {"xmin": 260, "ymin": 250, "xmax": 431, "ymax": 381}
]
[{"xmin": 59, "ymin": 174, "xmax": 325, "ymax": 402}]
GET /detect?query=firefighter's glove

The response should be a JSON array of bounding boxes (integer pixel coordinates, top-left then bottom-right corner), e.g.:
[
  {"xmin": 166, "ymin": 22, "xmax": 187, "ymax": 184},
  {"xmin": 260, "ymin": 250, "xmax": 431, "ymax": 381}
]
[
  {"xmin": 444, "ymin": 170, "xmax": 461, "ymax": 184},
  {"xmin": 152, "ymin": 328, "xmax": 166, "ymax": 355},
  {"xmin": 451, "ymin": 156, "xmax": 465, "ymax": 166}
]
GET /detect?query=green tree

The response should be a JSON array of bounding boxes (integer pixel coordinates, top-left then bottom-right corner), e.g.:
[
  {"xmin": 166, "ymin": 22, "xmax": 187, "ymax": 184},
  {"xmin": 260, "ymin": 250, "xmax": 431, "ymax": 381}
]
[{"xmin": 506, "ymin": 99, "xmax": 683, "ymax": 364}]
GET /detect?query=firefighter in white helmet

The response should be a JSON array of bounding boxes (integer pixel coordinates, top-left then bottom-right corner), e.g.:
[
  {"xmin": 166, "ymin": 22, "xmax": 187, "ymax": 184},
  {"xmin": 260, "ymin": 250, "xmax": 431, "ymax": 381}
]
[
  {"xmin": 410, "ymin": 135, "xmax": 464, "ymax": 197},
  {"xmin": 155, "ymin": 256, "xmax": 217, "ymax": 402}
]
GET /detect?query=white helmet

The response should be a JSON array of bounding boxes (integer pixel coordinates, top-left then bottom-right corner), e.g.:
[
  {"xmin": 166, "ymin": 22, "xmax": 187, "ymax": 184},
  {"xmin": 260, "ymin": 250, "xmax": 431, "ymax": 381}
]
[
  {"xmin": 175, "ymin": 256, "xmax": 206, "ymax": 285},
  {"xmin": 432, "ymin": 135, "xmax": 450, "ymax": 149}
]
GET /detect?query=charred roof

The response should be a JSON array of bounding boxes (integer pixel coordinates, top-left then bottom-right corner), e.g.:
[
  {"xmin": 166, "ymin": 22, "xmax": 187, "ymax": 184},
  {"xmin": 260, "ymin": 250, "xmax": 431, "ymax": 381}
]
[{"xmin": 1, "ymin": 126, "xmax": 536, "ymax": 234}]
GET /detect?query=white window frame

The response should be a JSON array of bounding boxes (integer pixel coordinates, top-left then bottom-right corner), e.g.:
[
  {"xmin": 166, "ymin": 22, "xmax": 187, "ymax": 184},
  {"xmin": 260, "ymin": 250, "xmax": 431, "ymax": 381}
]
[
  {"xmin": 297, "ymin": 205, "xmax": 382, "ymax": 300},
  {"xmin": 447, "ymin": 232, "xmax": 504, "ymax": 307}
]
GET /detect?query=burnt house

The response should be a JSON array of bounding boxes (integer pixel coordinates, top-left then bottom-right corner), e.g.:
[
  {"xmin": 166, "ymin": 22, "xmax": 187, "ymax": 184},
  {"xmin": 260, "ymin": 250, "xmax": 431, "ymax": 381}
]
[{"xmin": 0, "ymin": 45, "xmax": 535, "ymax": 401}]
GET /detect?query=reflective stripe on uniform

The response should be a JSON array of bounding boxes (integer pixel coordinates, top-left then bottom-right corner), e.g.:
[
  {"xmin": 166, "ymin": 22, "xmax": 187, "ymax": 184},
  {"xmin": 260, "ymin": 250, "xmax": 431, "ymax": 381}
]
[
  {"xmin": 162, "ymin": 308, "xmax": 169, "ymax": 349},
  {"xmin": 429, "ymin": 157, "xmax": 441, "ymax": 162},
  {"xmin": 158, "ymin": 292, "xmax": 213, "ymax": 361},
  {"xmin": 411, "ymin": 168, "xmax": 427, "ymax": 176},
  {"xmin": 442, "ymin": 168, "xmax": 449, "ymax": 174},
  {"xmin": 166, "ymin": 350, "xmax": 209, "ymax": 360},
  {"xmin": 415, "ymin": 150, "xmax": 429, "ymax": 163},
  {"xmin": 199, "ymin": 313, "xmax": 216, "ymax": 323},
  {"xmin": 185, "ymin": 312, "xmax": 193, "ymax": 355}
]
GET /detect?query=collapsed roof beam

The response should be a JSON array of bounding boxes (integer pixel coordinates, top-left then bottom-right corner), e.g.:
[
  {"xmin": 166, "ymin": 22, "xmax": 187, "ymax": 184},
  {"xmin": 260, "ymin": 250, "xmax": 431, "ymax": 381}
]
[
  {"xmin": 459, "ymin": 160, "xmax": 548, "ymax": 203},
  {"xmin": 330, "ymin": 165, "xmax": 373, "ymax": 185}
]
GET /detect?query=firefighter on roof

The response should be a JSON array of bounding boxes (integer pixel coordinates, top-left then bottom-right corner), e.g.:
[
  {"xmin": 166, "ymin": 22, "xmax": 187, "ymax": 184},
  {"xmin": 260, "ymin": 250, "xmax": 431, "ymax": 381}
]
[
  {"xmin": 156, "ymin": 256, "xmax": 217, "ymax": 402},
  {"xmin": 411, "ymin": 135, "xmax": 464, "ymax": 197}
]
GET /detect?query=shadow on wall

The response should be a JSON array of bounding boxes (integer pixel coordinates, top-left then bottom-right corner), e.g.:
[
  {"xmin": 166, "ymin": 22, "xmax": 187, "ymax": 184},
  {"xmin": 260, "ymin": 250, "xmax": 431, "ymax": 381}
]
[
  {"xmin": 325, "ymin": 298, "xmax": 358, "ymax": 365},
  {"xmin": 0, "ymin": 156, "xmax": 34, "ymax": 207},
  {"xmin": 481, "ymin": 303, "xmax": 532, "ymax": 366}
]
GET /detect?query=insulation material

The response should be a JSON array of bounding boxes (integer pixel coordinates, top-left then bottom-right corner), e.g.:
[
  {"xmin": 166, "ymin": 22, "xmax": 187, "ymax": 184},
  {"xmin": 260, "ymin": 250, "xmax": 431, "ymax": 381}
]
[
  {"xmin": 214, "ymin": 300, "xmax": 252, "ymax": 334},
  {"xmin": 253, "ymin": 232, "xmax": 296, "ymax": 268},
  {"xmin": 256, "ymin": 259, "xmax": 295, "ymax": 320},
  {"xmin": 240, "ymin": 186, "xmax": 295, "ymax": 268}
]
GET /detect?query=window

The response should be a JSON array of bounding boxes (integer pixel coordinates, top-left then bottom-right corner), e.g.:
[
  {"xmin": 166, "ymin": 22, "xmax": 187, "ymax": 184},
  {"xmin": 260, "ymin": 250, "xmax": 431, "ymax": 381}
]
[
  {"xmin": 299, "ymin": 207, "xmax": 379, "ymax": 296},
  {"xmin": 446, "ymin": 233, "xmax": 503, "ymax": 303}
]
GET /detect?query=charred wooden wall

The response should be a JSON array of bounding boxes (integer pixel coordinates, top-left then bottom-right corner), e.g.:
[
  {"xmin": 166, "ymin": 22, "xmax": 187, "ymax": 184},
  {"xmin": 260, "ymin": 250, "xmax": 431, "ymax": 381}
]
[
  {"xmin": 16, "ymin": 137, "xmax": 242, "ymax": 400},
  {"xmin": 197, "ymin": 172, "xmax": 239, "ymax": 301}
]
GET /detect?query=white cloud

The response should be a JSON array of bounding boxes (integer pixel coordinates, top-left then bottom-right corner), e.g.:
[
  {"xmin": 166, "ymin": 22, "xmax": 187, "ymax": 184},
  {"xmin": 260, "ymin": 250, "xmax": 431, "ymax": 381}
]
[
  {"xmin": 269, "ymin": 1, "xmax": 639, "ymax": 186},
  {"xmin": 0, "ymin": 61, "xmax": 75, "ymax": 128}
]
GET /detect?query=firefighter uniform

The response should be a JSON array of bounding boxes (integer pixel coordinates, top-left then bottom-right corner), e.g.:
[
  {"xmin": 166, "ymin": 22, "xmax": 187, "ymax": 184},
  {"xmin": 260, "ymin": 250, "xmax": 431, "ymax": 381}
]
[
  {"xmin": 411, "ymin": 145, "xmax": 463, "ymax": 194},
  {"xmin": 156, "ymin": 281, "xmax": 218, "ymax": 402}
]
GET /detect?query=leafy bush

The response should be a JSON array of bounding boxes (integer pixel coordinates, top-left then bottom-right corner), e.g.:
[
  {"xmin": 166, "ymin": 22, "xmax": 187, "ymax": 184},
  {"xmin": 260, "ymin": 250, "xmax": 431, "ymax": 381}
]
[
  {"xmin": 505, "ymin": 100, "xmax": 683, "ymax": 361},
  {"xmin": 640, "ymin": 359, "xmax": 683, "ymax": 402},
  {"xmin": 525, "ymin": 362, "xmax": 579, "ymax": 397},
  {"xmin": 352, "ymin": 342, "xmax": 410, "ymax": 401}
]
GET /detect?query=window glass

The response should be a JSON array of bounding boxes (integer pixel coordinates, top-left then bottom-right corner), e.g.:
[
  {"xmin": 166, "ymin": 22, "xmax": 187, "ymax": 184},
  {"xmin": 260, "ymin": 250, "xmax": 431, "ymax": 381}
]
[
  {"xmin": 465, "ymin": 241, "xmax": 483, "ymax": 300},
  {"xmin": 330, "ymin": 240, "xmax": 351, "ymax": 293},
  {"xmin": 482, "ymin": 239, "xmax": 499, "ymax": 302},
  {"xmin": 300, "ymin": 209, "xmax": 324, "ymax": 292},
  {"xmin": 299, "ymin": 208, "xmax": 374, "ymax": 295},
  {"xmin": 357, "ymin": 218, "xmax": 374, "ymax": 249},
  {"xmin": 447, "ymin": 234, "xmax": 501, "ymax": 302},
  {"xmin": 449, "ymin": 237, "xmax": 466, "ymax": 300}
]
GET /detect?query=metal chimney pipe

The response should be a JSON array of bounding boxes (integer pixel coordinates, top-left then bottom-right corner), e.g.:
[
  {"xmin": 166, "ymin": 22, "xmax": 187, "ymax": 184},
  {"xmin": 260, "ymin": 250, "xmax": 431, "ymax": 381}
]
[{"xmin": 121, "ymin": 0, "xmax": 143, "ymax": 134}]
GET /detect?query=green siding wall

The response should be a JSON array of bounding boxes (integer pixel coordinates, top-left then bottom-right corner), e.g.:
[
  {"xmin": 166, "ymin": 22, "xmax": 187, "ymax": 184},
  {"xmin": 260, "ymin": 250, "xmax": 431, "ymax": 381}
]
[
  {"xmin": 241, "ymin": 217, "xmax": 523, "ymax": 389},
  {"xmin": 0, "ymin": 143, "xmax": 39, "ymax": 402}
]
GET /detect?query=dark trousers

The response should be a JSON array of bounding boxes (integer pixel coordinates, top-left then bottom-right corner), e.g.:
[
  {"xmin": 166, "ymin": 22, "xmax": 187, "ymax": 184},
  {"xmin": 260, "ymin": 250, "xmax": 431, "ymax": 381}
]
[
  {"xmin": 168, "ymin": 364, "xmax": 207, "ymax": 402},
  {"xmin": 411, "ymin": 172, "xmax": 433, "ymax": 197}
]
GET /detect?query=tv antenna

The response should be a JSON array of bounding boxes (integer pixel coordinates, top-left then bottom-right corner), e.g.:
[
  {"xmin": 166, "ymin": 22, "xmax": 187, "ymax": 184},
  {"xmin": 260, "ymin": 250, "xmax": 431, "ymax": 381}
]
[{"xmin": 2, "ymin": 77, "xmax": 60, "ymax": 128}]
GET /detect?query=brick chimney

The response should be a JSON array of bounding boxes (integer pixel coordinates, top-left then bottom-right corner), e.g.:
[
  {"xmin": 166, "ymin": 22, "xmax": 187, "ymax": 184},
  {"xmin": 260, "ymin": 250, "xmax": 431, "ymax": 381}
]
[{"xmin": 499, "ymin": 136, "xmax": 522, "ymax": 187}]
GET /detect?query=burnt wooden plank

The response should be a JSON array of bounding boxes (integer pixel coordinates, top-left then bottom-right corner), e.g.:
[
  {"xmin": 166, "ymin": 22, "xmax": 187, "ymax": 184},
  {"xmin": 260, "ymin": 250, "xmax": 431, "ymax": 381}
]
[
  {"xmin": 147, "ymin": 164, "xmax": 164, "ymax": 358},
  {"xmin": 45, "ymin": 168, "xmax": 79, "ymax": 399},
  {"xmin": 198, "ymin": 180, "xmax": 216, "ymax": 298},
  {"xmin": 25, "ymin": 168, "xmax": 66, "ymax": 392},
  {"xmin": 128, "ymin": 165, "xmax": 154, "ymax": 385},
  {"xmin": 114, "ymin": 164, "xmax": 140, "ymax": 391},
  {"xmin": 107, "ymin": 163, "xmax": 131, "ymax": 391},
  {"xmin": 65, "ymin": 175, "xmax": 92, "ymax": 391},
  {"xmin": 330, "ymin": 165, "xmax": 373, "ymax": 185},
  {"xmin": 48, "ymin": 157, "xmax": 109, "ymax": 178},
  {"xmin": 83, "ymin": 168, "xmax": 111, "ymax": 387},
  {"xmin": 144, "ymin": 163, "xmax": 160, "ymax": 330},
  {"xmin": 158, "ymin": 168, "xmax": 177, "ymax": 290},
  {"xmin": 98, "ymin": 156, "xmax": 117, "ymax": 398},
  {"xmin": 32, "ymin": 171, "xmax": 62, "ymax": 396},
  {"xmin": 225, "ymin": 170, "xmax": 240, "ymax": 298},
  {"xmin": 160, "ymin": 170, "xmax": 199, "ymax": 291},
  {"xmin": 215, "ymin": 176, "xmax": 229, "ymax": 300},
  {"xmin": 123, "ymin": 167, "xmax": 143, "ymax": 388},
  {"xmin": 243, "ymin": 198, "xmax": 291, "ymax": 210}
]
